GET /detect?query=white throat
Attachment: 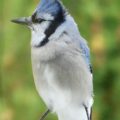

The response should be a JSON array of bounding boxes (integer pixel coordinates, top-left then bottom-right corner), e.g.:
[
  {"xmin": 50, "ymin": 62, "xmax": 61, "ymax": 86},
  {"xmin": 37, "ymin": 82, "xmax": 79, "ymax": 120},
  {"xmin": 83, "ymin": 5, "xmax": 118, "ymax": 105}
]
[{"xmin": 31, "ymin": 21, "xmax": 50, "ymax": 47}]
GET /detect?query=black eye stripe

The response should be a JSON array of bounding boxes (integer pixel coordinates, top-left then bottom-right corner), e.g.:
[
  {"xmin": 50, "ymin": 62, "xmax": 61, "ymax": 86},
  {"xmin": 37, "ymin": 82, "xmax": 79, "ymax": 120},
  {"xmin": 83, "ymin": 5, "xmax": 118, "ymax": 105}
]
[
  {"xmin": 32, "ymin": 12, "xmax": 37, "ymax": 22},
  {"xmin": 37, "ymin": 8, "xmax": 65, "ymax": 47},
  {"xmin": 37, "ymin": 18, "xmax": 45, "ymax": 23},
  {"xmin": 32, "ymin": 4, "xmax": 66, "ymax": 47},
  {"xmin": 32, "ymin": 12, "xmax": 45, "ymax": 23}
]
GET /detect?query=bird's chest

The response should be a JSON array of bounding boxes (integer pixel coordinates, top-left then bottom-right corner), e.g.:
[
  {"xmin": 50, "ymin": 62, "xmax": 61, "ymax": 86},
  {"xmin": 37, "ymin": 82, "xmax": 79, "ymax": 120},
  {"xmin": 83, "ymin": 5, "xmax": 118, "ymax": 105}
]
[
  {"xmin": 31, "ymin": 54, "xmax": 70, "ymax": 111},
  {"xmin": 33, "ymin": 63, "xmax": 54, "ymax": 108}
]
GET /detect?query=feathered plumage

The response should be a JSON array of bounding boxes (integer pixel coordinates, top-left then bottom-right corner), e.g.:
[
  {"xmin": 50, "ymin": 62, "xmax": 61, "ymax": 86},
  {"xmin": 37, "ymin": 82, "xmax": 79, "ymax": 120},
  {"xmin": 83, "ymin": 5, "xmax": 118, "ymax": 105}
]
[{"xmin": 12, "ymin": 0, "xmax": 94, "ymax": 120}]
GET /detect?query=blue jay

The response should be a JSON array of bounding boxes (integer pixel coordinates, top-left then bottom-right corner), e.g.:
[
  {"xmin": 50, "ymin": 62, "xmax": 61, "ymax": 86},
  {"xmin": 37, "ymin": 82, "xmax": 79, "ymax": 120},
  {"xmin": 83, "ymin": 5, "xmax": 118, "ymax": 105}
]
[{"xmin": 12, "ymin": 0, "xmax": 93, "ymax": 120}]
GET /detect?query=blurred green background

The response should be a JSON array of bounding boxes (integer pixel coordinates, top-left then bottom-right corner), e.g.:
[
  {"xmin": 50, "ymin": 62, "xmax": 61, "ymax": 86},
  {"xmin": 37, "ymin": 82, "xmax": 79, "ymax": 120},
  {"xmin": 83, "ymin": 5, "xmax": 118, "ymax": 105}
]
[{"xmin": 0, "ymin": 0, "xmax": 120, "ymax": 120}]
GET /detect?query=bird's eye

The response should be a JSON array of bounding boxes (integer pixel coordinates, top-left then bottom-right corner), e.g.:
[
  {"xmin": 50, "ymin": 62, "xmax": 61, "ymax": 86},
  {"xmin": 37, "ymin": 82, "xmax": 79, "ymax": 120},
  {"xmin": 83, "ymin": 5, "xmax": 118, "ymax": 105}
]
[
  {"xmin": 32, "ymin": 13, "xmax": 45, "ymax": 23},
  {"xmin": 32, "ymin": 18, "xmax": 45, "ymax": 23},
  {"xmin": 37, "ymin": 18, "xmax": 45, "ymax": 23}
]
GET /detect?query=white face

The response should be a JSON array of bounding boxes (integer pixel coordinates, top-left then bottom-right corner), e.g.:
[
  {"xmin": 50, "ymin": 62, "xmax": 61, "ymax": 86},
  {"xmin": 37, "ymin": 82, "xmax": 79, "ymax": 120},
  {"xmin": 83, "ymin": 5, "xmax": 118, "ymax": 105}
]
[{"xmin": 31, "ymin": 21, "xmax": 50, "ymax": 47}]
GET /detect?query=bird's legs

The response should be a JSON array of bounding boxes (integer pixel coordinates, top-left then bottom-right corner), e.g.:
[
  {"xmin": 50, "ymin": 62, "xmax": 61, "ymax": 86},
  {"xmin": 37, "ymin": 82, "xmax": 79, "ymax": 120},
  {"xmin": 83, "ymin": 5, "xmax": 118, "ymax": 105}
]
[{"xmin": 40, "ymin": 109, "xmax": 50, "ymax": 120}]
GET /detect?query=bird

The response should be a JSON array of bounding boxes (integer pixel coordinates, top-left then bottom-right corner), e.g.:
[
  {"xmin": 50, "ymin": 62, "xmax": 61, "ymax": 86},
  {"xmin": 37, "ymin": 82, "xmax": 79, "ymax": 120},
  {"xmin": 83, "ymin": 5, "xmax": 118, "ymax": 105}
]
[{"xmin": 12, "ymin": 0, "xmax": 94, "ymax": 120}]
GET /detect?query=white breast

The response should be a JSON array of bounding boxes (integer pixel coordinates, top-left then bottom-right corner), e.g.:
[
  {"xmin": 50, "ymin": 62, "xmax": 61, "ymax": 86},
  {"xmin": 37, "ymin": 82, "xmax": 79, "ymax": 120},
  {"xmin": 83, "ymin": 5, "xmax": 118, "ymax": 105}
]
[{"xmin": 31, "ymin": 59, "xmax": 72, "ymax": 111}]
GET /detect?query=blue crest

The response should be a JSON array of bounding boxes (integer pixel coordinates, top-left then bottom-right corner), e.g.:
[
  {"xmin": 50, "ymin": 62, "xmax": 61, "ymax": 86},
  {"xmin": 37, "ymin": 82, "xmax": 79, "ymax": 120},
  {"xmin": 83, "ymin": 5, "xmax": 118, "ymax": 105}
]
[{"xmin": 35, "ymin": 0, "xmax": 65, "ymax": 17}]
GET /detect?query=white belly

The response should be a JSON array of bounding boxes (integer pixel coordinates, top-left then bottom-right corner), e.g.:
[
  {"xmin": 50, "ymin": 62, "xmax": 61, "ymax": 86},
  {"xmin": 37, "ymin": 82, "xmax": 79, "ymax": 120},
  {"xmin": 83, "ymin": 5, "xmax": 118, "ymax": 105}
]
[{"xmin": 32, "ymin": 62, "xmax": 71, "ymax": 112}]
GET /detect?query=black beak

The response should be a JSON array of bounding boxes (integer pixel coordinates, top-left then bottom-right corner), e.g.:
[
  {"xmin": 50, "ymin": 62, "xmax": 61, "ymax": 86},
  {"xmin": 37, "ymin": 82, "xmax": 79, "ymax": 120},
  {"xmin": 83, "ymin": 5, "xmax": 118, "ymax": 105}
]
[{"xmin": 11, "ymin": 17, "xmax": 32, "ymax": 26}]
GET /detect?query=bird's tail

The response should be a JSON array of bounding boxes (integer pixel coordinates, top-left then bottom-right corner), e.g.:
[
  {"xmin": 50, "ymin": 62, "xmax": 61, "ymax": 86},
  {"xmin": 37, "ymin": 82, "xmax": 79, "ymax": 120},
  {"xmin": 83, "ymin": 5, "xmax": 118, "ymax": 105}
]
[{"xmin": 57, "ymin": 104, "xmax": 92, "ymax": 120}]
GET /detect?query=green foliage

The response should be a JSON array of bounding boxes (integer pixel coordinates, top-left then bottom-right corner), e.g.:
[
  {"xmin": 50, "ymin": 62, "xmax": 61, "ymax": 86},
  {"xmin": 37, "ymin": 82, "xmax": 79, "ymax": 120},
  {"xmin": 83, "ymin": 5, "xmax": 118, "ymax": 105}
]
[{"xmin": 0, "ymin": 0, "xmax": 120, "ymax": 120}]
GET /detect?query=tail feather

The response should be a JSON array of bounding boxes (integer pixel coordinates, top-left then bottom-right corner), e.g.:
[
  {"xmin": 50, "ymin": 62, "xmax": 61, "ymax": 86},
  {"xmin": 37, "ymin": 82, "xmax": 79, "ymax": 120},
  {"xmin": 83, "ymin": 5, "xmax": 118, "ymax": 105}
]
[{"xmin": 57, "ymin": 105, "xmax": 92, "ymax": 120}]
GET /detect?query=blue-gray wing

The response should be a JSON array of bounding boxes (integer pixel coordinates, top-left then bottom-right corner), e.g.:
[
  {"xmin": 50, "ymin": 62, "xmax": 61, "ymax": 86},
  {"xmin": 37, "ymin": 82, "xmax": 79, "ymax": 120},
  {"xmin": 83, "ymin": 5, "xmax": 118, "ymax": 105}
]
[{"xmin": 79, "ymin": 37, "xmax": 92, "ymax": 73}]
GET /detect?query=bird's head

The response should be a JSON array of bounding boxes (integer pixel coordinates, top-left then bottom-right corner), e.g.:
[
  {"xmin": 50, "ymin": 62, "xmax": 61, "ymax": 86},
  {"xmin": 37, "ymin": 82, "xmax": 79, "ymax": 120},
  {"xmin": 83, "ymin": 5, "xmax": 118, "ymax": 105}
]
[{"xmin": 12, "ymin": 0, "xmax": 67, "ymax": 47}]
